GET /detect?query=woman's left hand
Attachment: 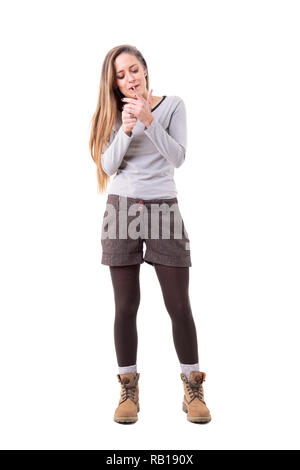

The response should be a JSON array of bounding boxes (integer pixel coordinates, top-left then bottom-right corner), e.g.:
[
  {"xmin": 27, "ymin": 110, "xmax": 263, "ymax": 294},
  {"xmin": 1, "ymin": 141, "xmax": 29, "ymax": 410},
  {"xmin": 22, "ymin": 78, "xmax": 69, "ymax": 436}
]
[{"xmin": 122, "ymin": 88, "xmax": 154, "ymax": 128}]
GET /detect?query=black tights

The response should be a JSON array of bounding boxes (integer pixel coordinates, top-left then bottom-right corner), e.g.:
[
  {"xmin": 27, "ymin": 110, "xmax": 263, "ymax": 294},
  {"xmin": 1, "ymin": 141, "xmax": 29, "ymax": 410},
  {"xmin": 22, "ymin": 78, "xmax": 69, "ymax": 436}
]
[{"xmin": 109, "ymin": 263, "xmax": 199, "ymax": 367}]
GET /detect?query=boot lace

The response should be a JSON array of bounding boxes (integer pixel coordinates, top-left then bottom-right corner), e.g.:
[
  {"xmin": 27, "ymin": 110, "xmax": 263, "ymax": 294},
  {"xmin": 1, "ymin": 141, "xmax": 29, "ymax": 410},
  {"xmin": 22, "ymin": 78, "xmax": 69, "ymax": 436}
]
[
  {"xmin": 186, "ymin": 378, "xmax": 205, "ymax": 402},
  {"xmin": 120, "ymin": 378, "xmax": 138, "ymax": 402}
]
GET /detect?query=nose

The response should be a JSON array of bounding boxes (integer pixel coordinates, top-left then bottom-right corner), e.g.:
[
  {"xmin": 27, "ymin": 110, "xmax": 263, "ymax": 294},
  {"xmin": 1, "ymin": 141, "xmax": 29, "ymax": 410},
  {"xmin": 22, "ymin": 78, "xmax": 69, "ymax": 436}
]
[{"xmin": 127, "ymin": 71, "xmax": 137, "ymax": 81}]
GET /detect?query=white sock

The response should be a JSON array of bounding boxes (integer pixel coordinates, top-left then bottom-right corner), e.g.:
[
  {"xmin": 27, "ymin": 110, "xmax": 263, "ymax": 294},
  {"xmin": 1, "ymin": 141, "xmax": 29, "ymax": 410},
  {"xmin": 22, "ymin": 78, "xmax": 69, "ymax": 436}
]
[
  {"xmin": 180, "ymin": 363, "xmax": 199, "ymax": 381},
  {"xmin": 118, "ymin": 364, "xmax": 137, "ymax": 376}
]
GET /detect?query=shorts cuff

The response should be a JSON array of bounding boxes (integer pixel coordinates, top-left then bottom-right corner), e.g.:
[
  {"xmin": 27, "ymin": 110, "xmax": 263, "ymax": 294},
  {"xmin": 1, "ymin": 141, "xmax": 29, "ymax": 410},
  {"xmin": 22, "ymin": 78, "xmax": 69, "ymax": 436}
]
[
  {"xmin": 144, "ymin": 251, "xmax": 192, "ymax": 267},
  {"xmin": 101, "ymin": 252, "xmax": 144, "ymax": 266}
]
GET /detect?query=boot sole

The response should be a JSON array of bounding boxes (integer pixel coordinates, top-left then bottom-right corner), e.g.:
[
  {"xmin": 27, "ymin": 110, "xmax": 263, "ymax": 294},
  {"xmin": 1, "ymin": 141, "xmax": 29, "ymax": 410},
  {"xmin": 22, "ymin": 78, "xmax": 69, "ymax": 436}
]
[
  {"xmin": 182, "ymin": 402, "xmax": 211, "ymax": 424},
  {"xmin": 114, "ymin": 416, "xmax": 138, "ymax": 424}
]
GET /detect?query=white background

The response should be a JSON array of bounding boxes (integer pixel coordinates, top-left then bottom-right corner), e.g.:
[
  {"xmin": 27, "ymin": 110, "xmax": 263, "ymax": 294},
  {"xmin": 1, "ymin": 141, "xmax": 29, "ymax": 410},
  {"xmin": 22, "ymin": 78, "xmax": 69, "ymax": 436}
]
[{"xmin": 0, "ymin": 0, "xmax": 299, "ymax": 450}]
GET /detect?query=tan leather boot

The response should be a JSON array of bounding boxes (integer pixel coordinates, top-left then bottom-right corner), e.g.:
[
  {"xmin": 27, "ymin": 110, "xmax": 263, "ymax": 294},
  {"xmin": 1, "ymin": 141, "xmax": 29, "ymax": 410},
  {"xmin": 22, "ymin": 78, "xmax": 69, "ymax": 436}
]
[
  {"xmin": 114, "ymin": 373, "xmax": 140, "ymax": 424},
  {"xmin": 181, "ymin": 371, "xmax": 211, "ymax": 423}
]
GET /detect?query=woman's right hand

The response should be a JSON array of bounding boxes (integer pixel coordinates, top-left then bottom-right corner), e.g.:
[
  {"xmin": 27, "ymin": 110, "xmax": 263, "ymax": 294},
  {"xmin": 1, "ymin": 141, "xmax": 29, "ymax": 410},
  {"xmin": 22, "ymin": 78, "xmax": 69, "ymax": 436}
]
[{"xmin": 122, "ymin": 108, "xmax": 137, "ymax": 136}]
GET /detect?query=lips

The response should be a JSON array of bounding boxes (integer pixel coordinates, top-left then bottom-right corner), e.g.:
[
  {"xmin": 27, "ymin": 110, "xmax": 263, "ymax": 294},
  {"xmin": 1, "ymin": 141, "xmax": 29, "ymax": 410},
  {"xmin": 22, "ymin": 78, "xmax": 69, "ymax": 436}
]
[{"xmin": 129, "ymin": 85, "xmax": 139, "ymax": 91}]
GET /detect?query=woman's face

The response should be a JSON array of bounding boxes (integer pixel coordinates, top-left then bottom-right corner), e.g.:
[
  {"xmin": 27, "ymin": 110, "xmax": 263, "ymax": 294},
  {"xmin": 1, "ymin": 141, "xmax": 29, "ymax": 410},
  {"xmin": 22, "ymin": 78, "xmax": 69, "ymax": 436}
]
[{"xmin": 114, "ymin": 53, "xmax": 147, "ymax": 99}]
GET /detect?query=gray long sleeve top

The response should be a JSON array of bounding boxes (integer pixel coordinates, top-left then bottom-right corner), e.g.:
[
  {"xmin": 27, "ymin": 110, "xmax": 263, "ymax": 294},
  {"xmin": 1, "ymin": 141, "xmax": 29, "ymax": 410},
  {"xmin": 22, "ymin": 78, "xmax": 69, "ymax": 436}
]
[{"xmin": 101, "ymin": 95, "xmax": 187, "ymax": 199}]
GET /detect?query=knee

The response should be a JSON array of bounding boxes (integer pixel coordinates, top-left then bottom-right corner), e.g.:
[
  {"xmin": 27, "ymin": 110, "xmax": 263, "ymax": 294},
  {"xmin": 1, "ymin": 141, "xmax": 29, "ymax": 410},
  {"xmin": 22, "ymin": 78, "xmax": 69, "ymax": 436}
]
[
  {"xmin": 165, "ymin": 298, "xmax": 193, "ymax": 322},
  {"xmin": 115, "ymin": 292, "xmax": 140, "ymax": 319}
]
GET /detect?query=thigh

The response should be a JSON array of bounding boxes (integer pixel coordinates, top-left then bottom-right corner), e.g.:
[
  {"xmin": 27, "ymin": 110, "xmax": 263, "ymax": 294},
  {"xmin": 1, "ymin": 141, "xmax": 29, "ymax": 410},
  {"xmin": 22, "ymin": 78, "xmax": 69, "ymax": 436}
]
[
  {"xmin": 109, "ymin": 264, "xmax": 141, "ymax": 310},
  {"xmin": 153, "ymin": 264, "xmax": 190, "ymax": 312}
]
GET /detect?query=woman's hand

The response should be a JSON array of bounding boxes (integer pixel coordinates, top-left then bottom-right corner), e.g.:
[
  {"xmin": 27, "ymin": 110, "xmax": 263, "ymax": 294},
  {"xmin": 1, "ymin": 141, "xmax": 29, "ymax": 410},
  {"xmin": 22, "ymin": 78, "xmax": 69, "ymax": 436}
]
[
  {"xmin": 122, "ymin": 88, "xmax": 154, "ymax": 128},
  {"xmin": 121, "ymin": 108, "xmax": 137, "ymax": 136}
]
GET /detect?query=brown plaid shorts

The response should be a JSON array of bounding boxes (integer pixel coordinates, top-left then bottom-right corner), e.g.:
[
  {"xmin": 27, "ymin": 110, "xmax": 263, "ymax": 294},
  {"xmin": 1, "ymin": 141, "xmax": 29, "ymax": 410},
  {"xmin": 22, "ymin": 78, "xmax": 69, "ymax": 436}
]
[{"xmin": 101, "ymin": 194, "xmax": 192, "ymax": 267}]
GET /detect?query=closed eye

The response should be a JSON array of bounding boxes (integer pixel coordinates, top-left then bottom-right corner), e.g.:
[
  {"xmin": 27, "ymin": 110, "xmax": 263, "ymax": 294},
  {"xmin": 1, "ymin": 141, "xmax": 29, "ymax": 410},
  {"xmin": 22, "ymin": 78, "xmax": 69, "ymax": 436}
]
[{"xmin": 117, "ymin": 70, "xmax": 138, "ymax": 79}]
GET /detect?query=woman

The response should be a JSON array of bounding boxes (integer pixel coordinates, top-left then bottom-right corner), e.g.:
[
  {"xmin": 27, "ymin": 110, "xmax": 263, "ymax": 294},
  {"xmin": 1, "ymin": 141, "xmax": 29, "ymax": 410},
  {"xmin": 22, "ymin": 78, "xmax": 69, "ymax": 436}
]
[{"xmin": 89, "ymin": 45, "xmax": 211, "ymax": 424}]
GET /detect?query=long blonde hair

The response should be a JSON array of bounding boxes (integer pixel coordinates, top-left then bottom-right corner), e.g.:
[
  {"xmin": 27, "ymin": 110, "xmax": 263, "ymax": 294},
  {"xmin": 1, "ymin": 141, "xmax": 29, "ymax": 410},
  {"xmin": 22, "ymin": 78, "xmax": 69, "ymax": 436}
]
[{"xmin": 89, "ymin": 45, "xmax": 150, "ymax": 194}]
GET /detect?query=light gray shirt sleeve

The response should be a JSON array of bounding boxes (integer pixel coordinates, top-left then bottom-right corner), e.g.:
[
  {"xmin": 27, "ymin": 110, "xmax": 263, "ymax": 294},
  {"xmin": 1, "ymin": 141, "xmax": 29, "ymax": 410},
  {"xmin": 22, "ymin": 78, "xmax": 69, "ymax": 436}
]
[
  {"xmin": 143, "ymin": 98, "xmax": 187, "ymax": 168},
  {"xmin": 101, "ymin": 126, "xmax": 133, "ymax": 176}
]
